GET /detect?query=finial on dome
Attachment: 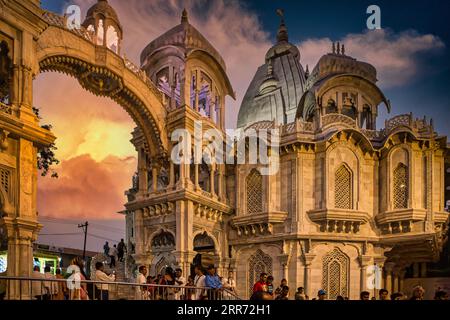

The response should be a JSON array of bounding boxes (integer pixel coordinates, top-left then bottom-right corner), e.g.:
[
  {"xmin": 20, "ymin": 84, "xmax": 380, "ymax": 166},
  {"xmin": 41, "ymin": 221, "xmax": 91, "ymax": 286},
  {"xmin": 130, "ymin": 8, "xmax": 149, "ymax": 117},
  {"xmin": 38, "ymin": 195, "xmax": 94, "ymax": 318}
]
[
  {"xmin": 305, "ymin": 65, "xmax": 310, "ymax": 79},
  {"xmin": 341, "ymin": 44, "xmax": 345, "ymax": 55},
  {"xmin": 181, "ymin": 8, "xmax": 188, "ymax": 24},
  {"xmin": 332, "ymin": 42, "xmax": 336, "ymax": 54},
  {"xmin": 336, "ymin": 42, "xmax": 341, "ymax": 55},
  {"xmin": 276, "ymin": 9, "xmax": 288, "ymax": 43}
]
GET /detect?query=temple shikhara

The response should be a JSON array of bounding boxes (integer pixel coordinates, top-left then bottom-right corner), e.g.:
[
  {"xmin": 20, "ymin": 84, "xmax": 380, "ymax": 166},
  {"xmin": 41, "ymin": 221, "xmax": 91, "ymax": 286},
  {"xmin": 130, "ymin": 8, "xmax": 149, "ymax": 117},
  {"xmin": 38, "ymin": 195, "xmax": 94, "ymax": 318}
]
[{"xmin": 0, "ymin": 0, "xmax": 449, "ymax": 300}]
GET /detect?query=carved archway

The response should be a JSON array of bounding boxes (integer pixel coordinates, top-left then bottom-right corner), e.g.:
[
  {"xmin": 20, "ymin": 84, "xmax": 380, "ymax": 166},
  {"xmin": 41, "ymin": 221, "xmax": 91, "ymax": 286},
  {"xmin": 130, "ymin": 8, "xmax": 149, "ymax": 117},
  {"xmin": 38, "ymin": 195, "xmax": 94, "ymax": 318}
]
[{"xmin": 36, "ymin": 16, "xmax": 169, "ymax": 158}]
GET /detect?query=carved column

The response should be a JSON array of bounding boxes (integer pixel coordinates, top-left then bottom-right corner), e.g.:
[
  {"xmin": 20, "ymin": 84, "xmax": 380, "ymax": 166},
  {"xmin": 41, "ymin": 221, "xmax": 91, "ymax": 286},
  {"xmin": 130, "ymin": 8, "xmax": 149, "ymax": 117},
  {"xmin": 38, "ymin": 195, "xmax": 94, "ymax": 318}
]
[
  {"xmin": 151, "ymin": 161, "xmax": 160, "ymax": 193},
  {"xmin": 359, "ymin": 255, "xmax": 372, "ymax": 292},
  {"xmin": 303, "ymin": 253, "xmax": 316, "ymax": 298},
  {"xmin": 218, "ymin": 164, "xmax": 224, "ymax": 201},
  {"xmin": 168, "ymin": 159, "xmax": 175, "ymax": 190},
  {"xmin": 137, "ymin": 148, "xmax": 148, "ymax": 196},
  {"xmin": 384, "ymin": 262, "xmax": 395, "ymax": 294},
  {"xmin": 194, "ymin": 163, "xmax": 199, "ymax": 190},
  {"xmin": 210, "ymin": 164, "xmax": 216, "ymax": 197},
  {"xmin": 420, "ymin": 262, "xmax": 427, "ymax": 278},
  {"xmin": 278, "ymin": 254, "xmax": 289, "ymax": 282}
]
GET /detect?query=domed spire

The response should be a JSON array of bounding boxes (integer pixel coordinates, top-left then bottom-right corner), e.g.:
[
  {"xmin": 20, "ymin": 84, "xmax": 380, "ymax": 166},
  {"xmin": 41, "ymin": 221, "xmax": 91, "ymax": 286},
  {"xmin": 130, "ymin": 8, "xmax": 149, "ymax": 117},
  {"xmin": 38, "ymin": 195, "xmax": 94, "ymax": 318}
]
[
  {"xmin": 276, "ymin": 9, "xmax": 288, "ymax": 43},
  {"xmin": 181, "ymin": 8, "xmax": 189, "ymax": 24}
]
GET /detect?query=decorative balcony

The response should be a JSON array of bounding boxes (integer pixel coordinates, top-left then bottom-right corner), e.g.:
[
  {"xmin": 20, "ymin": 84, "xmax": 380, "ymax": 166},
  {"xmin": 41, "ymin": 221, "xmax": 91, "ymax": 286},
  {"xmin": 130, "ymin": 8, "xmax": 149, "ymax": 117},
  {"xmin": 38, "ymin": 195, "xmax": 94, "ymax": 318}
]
[
  {"xmin": 307, "ymin": 208, "xmax": 370, "ymax": 233},
  {"xmin": 231, "ymin": 211, "xmax": 288, "ymax": 237},
  {"xmin": 376, "ymin": 208, "xmax": 449, "ymax": 235}
]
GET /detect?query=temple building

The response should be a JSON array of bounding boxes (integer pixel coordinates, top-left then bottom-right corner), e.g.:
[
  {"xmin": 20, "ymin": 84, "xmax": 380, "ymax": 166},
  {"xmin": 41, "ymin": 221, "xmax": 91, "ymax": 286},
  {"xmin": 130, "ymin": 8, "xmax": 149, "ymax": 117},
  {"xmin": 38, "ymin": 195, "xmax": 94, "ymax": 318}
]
[
  {"xmin": 121, "ymin": 9, "xmax": 449, "ymax": 299},
  {"xmin": 0, "ymin": 0, "xmax": 448, "ymax": 300}
]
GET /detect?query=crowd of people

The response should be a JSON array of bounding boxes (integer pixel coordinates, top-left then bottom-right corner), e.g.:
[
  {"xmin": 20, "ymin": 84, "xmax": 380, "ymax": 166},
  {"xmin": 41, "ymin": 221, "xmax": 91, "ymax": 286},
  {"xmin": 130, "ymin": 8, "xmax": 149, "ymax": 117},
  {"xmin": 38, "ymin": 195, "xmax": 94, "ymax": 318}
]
[
  {"xmin": 103, "ymin": 239, "xmax": 127, "ymax": 268},
  {"xmin": 135, "ymin": 264, "xmax": 236, "ymax": 300},
  {"xmin": 250, "ymin": 272, "xmax": 449, "ymax": 300}
]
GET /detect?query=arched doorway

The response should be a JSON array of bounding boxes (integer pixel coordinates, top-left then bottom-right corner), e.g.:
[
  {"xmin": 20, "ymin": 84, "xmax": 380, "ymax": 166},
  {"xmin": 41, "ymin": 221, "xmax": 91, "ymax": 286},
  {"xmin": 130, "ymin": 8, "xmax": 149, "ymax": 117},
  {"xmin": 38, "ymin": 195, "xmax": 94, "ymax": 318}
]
[{"xmin": 191, "ymin": 232, "xmax": 217, "ymax": 276}]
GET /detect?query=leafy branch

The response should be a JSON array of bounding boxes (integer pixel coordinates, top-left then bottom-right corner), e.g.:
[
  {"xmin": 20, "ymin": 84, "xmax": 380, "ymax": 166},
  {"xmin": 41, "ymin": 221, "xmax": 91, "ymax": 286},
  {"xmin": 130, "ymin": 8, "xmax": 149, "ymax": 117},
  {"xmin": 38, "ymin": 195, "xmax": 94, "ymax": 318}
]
[{"xmin": 33, "ymin": 107, "xmax": 59, "ymax": 178}]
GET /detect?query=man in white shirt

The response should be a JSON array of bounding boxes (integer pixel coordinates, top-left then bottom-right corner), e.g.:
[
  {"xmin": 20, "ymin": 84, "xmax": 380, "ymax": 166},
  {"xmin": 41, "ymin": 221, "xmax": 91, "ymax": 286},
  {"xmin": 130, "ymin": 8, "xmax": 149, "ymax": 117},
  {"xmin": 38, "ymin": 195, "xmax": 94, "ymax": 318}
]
[
  {"xmin": 174, "ymin": 268, "xmax": 186, "ymax": 300},
  {"xmin": 108, "ymin": 245, "xmax": 118, "ymax": 268},
  {"xmin": 94, "ymin": 262, "xmax": 115, "ymax": 300},
  {"xmin": 135, "ymin": 265, "xmax": 148, "ymax": 300},
  {"xmin": 31, "ymin": 266, "xmax": 45, "ymax": 300},
  {"xmin": 193, "ymin": 265, "xmax": 206, "ymax": 300}
]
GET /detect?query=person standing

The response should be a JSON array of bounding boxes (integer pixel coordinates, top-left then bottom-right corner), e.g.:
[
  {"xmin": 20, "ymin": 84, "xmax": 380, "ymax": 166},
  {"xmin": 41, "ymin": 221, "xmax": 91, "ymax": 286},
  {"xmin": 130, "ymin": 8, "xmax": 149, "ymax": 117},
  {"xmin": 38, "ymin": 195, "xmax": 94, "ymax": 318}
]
[
  {"xmin": 410, "ymin": 286, "xmax": 425, "ymax": 300},
  {"xmin": 108, "ymin": 244, "xmax": 118, "ymax": 268},
  {"xmin": 103, "ymin": 241, "xmax": 110, "ymax": 256},
  {"xmin": 252, "ymin": 273, "xmax": 268, "ymax": 294},
  {"xmin": 135, "ymin": 265, "xmax": 148, "ymax": 300},
  {"xmin": 94, "ymin": 262, "xmax": 115, "ymax": 300},
  {"xmin": 43, "ymin": 266, "xmax": 58, "ymax": 300},
  {"xmin": 32, "ymin": 266, "xmax": 45, "ymax": 300},
  {"xmin": 317, "ymin": 289, "xmax": 327, "ymax": 300},
  {"xmin": 223, "ymin": 271, "xmax": 236, "ymax": 299},
  {"xmin": 194, "ymin": 265, "xmax": 207, "ymax": 300},
  {"xmin": 55, "ymin": 269, "xmax": 68, "ymax": 300},
  {"xmin": 68, "ymin": 257, "xmax": 89, "ymax": 300},
  {"xmin": 275, "ymin": 278, "xmax": 287, "ymax": 296},
  {"xmin": 174, "ymin": 268, "xmax": 186, "ymax": 300},
  {"xmin": 360, "ymin": 291, "xmax": 370, "ymax": 300},
  {"xmin": 295, "ymin": 287, "xmax": 306, "ymax": 300},
  {"xmin": 205, "ymin": 265, "xmax": 223, "ymax": 300},
  {"xmin": 266, "ymin": 276, "xmax": 274, "ymax": 296},
  {"xmin": 379, "ymin": 289, "xmax": 389, "ymax": 300},
  {"xmin": 275, "ymin": 286, "xmax": 289, "ymax": 300},
  {"xmin": 117, "ymin": 239, "xmax": 126, "ymax": 262}
]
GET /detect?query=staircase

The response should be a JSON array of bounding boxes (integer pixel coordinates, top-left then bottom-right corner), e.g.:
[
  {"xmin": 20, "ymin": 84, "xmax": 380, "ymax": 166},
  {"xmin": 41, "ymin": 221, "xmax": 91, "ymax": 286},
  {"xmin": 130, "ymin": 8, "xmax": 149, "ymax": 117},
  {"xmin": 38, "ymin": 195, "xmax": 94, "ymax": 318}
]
[{"xmin": 91, "ymin": 254, "xmax": 136, "ymax": 300}]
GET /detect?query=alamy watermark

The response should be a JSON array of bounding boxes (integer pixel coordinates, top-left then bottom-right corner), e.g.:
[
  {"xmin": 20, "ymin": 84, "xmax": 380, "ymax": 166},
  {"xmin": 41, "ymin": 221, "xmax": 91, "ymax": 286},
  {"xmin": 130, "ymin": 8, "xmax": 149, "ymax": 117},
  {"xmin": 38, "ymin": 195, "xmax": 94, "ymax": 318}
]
[{"xmin": 366, "ymin": 5, "xmax": 382, "ymax": 30}]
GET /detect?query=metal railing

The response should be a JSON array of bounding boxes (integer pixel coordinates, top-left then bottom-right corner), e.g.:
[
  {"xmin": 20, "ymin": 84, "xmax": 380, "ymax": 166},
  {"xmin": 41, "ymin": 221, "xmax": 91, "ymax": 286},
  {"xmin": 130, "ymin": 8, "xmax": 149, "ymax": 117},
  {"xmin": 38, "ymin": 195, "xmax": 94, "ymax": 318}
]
[{"xmin": 0, "ymin": 276, "xmax": 240, "ymax": 301}]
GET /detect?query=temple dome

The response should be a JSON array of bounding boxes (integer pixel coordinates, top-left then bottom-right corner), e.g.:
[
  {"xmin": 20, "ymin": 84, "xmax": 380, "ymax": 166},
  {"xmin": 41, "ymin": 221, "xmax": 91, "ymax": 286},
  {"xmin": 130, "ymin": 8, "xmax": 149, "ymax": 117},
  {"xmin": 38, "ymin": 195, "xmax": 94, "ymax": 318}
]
[
  {"xmin": 140, "ymin": 9, "xmax": 226, "ymax": 72},
  {"xmin": 237, "ymin": 15, "xmax": 306, "ymax": 128},
  {"xmin": 84, "ymin": 0, "xmax": 122, "ymax": 31}
]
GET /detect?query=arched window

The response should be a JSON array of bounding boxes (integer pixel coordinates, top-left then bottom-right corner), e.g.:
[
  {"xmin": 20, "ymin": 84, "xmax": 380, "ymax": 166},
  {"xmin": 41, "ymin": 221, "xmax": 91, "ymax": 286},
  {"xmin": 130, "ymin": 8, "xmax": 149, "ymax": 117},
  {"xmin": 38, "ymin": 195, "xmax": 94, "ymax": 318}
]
[
  {"xmin": 246, "ymin": 169, "xmax": 263, "ymax": 214},
  {"xmin": 393, "ymin": 163, "xmax": 408, "ymax": 209},
  {"xmin": 322, "ymin": 248, "xmax": 349, "ymax": 300},
  {"xmin": 96, "ymin": 19, "xmax": 104, "ymax": 46},
  {"xmin": 106, "ymin": 25, "xmax": 119, "ymax": 53},
  {"xmin": 248, "ymin": 249, "xmax": 272, "ymax": 298},
  {"xmin": 334, "ymin": 165, "xmax": 352, "ymax": 209}
]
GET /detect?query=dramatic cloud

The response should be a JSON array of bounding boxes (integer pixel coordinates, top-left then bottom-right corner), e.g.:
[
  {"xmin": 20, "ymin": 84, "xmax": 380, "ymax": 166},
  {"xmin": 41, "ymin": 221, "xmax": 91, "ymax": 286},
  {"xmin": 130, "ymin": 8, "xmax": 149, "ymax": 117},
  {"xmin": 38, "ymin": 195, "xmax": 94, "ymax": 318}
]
[
  {"xmin": 298, "ymin": 29, "xmax": 445, "ymax": 88},
  {"xmin": 37, "ymin": 154, "xmax": 137, "ymax": 220}
]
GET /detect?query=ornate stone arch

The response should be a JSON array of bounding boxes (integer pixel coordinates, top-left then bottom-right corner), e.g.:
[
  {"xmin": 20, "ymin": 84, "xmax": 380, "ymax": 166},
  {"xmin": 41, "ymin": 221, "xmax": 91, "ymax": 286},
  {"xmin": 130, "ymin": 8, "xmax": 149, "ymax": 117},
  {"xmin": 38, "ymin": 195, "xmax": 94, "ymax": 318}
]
[
  {"xmin": 192, "ymin": 230, "xmax": 220, "ymax": 255},
  {"xmin": 36, "ymin": 20, "xmax": 168, "ymax": 158},
  {"xmin": 322, "ymin": 248, "xmax": 350, "ymax": 299},
  {"xmin": 149, "ymin": 229, "xmax": 175, "ymax": 251}
]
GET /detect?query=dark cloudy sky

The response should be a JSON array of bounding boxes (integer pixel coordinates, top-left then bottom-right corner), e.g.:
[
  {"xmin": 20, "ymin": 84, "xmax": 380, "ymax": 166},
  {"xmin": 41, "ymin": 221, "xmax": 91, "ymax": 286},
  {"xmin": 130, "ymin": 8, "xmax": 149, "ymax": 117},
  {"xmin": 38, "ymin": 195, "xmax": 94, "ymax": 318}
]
[{"xmin": 36, "ymin": 0, "xmax": 450, "ymax": 251}]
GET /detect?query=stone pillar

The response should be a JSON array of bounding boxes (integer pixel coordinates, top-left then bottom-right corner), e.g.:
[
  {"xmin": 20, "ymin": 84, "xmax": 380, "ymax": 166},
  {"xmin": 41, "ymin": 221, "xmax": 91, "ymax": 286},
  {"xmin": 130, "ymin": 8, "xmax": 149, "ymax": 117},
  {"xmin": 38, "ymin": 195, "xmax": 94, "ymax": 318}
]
[
  {"xmin": 151, "ymin": 163, "xmax": 160, "ymax": 193},
  {"xmin": 420, "ymin": 262, "xmax": 427, "ymax": 278},
  {"xmin": 137, "ymin": 148, "xmax": 148, "ymax": 195},
  {"xmin": 3, "ymin": 217, "xmax": 41, "ymax": 299},
  {"xmin": 303, "ymin": 253, "xmax": 315, "ymax": 298},
  {"xmin": 399, "ymin": 270, "xmax": 406, "ymax": 292},
  {"xmin": 278, "ymin": 255, "xmax": 289, "ymax": 282},
  {"xmin": 384, "ymin": 262, "xmax": 395, "ymax": 294},
  {"xmin": 194, "ymin": 163, "xmax": 199, "ymax": 190},
  {"xmin": 359, "ymin": 256, "xmax": 372, "ymax": 292},
  {"xmin": 168, "ymin": 159, "xmax": 175, "ymax": 189},
  {"xmin": 218, "ymin": 165, "xmax": 224, "ymax": 201},
  {"xmin": 210, "ymin": 164, "xmax": 216, "ymax": 197},
  {"xmin": 393, "ymin": 271, "xmax": 399, "ymax": 293},
  {"xmin": 413, "ymin": 262, "xmax": 420, "ymax": 278}
]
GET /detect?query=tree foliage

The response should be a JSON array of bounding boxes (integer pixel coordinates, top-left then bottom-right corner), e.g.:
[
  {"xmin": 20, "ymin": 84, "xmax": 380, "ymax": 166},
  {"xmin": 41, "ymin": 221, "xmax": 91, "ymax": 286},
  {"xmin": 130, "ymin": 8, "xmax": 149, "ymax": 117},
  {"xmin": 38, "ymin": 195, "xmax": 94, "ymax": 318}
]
[{"xmin": 33, "ymin": 107, "xmax": 59, "ymax": 178}]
